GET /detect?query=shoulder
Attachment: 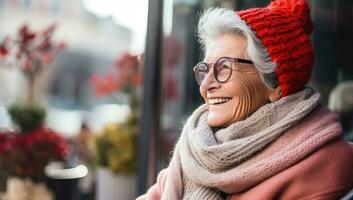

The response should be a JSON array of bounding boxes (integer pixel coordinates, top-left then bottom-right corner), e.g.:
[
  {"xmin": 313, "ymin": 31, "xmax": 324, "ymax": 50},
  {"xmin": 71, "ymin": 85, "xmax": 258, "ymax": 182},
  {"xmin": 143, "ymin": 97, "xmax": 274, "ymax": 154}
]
[
  {"xmin": 280, "ymin": 138, "xmax": 353, "ymax": 199},
  {"xmin": 315, "ymin": 138, "xmax": 353, "ymax": 163},
  {"xmin": 230, "ymin": 139, "xmax": 353, "ymax": 200},
  {"xmin": 305, "ymin": 138, "xmax": 353, "ymax": 182}
]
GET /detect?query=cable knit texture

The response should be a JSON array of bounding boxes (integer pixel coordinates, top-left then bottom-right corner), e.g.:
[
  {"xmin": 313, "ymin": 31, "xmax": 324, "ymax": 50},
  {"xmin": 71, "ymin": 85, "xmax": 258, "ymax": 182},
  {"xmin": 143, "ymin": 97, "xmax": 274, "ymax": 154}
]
[
  {"xmin": 137, "ymin": 88, "xmax": 344, "ymax": 200},
  {"xmin": 237, "ymin": 0, "xmax": 314, "ymax": 96}
]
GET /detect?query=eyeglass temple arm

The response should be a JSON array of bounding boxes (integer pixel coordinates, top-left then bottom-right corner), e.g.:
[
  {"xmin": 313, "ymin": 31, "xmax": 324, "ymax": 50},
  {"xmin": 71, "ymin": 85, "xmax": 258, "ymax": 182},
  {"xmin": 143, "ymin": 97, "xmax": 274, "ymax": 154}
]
[{"xmin": 235, "ymin": 58, "xmax": 253, "ymax": 64}]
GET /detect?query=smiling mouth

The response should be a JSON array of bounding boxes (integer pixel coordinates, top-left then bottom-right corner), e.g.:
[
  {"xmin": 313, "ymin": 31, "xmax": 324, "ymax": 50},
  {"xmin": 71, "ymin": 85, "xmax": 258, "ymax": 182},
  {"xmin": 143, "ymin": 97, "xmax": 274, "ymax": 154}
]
[{"xmin": 208, "ymin": 97, "xmax": 232, "ymax": 105}]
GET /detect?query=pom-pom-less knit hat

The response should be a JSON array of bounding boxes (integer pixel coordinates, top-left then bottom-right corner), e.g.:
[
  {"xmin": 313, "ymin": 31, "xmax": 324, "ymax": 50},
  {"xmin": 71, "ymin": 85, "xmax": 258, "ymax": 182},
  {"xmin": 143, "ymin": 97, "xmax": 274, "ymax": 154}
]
[{"xmin": 237, "ymin": 0, "xmax": 314, "ymax": 96}]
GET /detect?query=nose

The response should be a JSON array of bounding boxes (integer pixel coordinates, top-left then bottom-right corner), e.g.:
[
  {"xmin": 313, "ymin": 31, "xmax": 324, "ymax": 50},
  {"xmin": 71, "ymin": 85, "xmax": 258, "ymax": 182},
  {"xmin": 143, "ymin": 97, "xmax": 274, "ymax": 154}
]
[{"xmin": 200, "ymin": 67, "xmax": 221, "ymax": 92}]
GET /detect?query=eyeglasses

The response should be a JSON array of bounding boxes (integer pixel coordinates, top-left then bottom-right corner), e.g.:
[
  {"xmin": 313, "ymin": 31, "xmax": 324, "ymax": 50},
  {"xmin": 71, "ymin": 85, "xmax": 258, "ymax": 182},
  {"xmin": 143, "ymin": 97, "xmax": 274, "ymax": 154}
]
[{"xmin": 193, "ymin": 56, "xmax": 253, "ymax": 85}]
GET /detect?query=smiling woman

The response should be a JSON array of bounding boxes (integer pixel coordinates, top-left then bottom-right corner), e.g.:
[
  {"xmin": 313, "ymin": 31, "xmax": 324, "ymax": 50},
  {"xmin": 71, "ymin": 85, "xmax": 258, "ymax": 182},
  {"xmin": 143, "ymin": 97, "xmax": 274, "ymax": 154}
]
[
  {"xmin": 137, "ymin": 0, "xmax": 353, "ymax": 200},
  {"xmin": 199, "ymin": 34, "xmax": 272, "ymax": 127}
]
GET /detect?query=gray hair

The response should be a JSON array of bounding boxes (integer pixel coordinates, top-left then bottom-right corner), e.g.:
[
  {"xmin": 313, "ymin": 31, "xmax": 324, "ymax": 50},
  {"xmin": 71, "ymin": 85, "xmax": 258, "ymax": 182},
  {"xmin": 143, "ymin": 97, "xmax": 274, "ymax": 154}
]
[{"xmin": 197, "ymin": 7, "xmax": 278, "ymax": 88}]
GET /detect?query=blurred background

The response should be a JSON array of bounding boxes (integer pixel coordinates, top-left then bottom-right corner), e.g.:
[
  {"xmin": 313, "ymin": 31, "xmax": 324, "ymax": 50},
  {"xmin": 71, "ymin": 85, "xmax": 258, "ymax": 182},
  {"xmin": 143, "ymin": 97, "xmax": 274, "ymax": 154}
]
[{"xmin": 0, "ymin": 0, "xmax": 352, "ymax": 199}]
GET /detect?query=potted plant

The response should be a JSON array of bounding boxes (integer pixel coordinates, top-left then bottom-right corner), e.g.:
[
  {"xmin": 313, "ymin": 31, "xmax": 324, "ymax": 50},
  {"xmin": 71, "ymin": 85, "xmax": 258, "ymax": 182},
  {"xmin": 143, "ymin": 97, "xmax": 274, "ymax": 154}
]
[
  {"xmin": 91, "ymin": 52, "xmax": 142, "ymax": 200},
  {"xmin": 0, "ymin": 24, "xmax": 68, "ymax": 200}
]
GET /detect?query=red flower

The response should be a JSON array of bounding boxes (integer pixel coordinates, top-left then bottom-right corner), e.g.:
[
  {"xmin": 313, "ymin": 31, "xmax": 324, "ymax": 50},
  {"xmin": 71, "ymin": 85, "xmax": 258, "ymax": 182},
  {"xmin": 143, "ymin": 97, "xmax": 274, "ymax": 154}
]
[
  {"xmin": 0, "ymin": 46, "xmax": 8, "ymax": 57},
  {"xmin": 0, "ymin": 133, "xmax": 14, "ymax": 154},
  {"xmin": 0, "ymin": 127, "xmax": 69, "ymax": 180},
  {"xmin": 19, "ymin": 25, "xmax": 36, "ymax": 44},
  {"xmin": 115, "ymin": 52, "xmax": 139, "ymax": 70},
  {"xmin": 91, "ymin": 74, "xmax": 120, "ymax": 96},
  {"xmin": 91, "ymin": 52, "xmax": 144, "ymax": 112},
  {"xmin": 0, "ymin": 37, "xmax": 10, "ymax": 58}
]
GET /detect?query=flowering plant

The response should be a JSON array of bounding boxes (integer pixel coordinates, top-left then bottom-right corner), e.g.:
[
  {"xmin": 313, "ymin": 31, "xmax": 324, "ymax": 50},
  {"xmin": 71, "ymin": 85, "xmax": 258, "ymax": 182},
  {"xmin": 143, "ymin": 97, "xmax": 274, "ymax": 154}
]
[
  {"xmin": 91, "ymin": 52, "xmax": 142, "ymax": 174},
  {"xmin": 0, "ymin": 24, "xmax": 68, "ymax": 182},
  {"xmin": 91, "ymin": 52, "xmax": 142, "ymax": 107},
  {"xmin": 95, "ymin": 119, "xmax": 137, "ymax": 175},
  {"xmin": 0, "ymin": 127, "xmax": 68, "ymax": 182},
  {"xmin": 0, "ymin": 23, "xmax": 65, "ymax": 104}
]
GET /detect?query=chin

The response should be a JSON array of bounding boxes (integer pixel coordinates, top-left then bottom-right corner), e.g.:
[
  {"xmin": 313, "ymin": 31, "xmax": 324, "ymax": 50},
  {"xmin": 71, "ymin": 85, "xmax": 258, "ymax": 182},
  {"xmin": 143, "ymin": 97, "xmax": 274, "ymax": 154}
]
[{"xmin": 207, "ymin": 116, "xmax": 227, "ymax": 128}]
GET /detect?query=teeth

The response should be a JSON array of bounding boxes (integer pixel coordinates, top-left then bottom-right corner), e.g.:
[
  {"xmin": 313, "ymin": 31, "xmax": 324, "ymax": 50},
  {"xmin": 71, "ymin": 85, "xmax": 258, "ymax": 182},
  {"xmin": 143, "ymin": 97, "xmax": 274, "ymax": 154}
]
[{"xmin": 208, "ymin": 98, "xmax": 231, "ymax": 105}]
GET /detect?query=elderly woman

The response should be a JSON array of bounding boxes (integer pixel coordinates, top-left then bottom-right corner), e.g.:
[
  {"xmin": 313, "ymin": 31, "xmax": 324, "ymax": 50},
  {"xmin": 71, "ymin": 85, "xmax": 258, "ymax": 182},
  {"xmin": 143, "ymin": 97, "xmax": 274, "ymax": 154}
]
[{"xmin": 138, "ymin": 0, "xmax": 353, "ymax": 199}]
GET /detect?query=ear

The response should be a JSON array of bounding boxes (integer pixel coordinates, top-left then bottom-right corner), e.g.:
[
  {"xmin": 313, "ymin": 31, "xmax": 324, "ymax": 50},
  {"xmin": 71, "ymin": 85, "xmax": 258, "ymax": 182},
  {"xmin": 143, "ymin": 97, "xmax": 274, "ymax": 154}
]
[{"xmin": 269, "ymin": 86, "xmax": 281, "ymax": 102}]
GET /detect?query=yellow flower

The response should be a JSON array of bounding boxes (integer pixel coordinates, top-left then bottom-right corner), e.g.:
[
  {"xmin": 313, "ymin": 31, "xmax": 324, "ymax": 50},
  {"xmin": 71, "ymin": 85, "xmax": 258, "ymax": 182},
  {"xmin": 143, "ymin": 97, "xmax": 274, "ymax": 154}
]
[{"xmin": 95, "ymin": 115, "xmax": 138, "ymax": 175}]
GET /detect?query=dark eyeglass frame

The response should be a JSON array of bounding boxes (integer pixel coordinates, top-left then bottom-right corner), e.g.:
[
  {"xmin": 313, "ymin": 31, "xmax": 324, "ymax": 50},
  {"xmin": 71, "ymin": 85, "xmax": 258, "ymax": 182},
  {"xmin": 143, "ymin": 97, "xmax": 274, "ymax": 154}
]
[{"xmin": 193, "ymin": 56, "xmax": 253, "ymax": 85}]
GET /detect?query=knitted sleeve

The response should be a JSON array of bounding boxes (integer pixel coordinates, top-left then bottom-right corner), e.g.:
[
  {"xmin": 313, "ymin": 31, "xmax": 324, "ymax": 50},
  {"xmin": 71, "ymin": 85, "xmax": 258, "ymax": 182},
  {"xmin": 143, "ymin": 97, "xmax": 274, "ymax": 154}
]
[{"xmin": 136, "ymin": 169, "xmax": 168, "ymax": 200}]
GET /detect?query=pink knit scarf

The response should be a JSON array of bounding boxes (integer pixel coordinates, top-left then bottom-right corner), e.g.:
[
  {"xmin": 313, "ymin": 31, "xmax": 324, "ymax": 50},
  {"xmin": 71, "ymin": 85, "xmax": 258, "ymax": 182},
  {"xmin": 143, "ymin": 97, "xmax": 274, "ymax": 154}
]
[{"xmin": 140, "ymin": 88, "xmax": 341, "ymax": 200}]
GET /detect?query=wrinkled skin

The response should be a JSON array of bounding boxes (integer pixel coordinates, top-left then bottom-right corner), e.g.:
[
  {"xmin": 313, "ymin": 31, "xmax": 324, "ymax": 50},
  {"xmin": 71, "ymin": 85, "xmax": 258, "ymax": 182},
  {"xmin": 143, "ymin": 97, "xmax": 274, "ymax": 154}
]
[{"xmin": 200, "ymin": 34, "xmax": 279, "ymax": 128}]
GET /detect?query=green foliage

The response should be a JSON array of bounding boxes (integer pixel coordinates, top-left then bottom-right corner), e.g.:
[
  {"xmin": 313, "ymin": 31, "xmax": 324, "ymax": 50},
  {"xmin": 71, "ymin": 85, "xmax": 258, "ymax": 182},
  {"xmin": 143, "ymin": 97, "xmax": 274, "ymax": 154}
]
[
  {"xmin": 8, "ymin": 104, "xmax": 46, "ymax": 133},
  {"xmin": 95, "ymin": 114, "xmax": 138, "ymax": 175}
]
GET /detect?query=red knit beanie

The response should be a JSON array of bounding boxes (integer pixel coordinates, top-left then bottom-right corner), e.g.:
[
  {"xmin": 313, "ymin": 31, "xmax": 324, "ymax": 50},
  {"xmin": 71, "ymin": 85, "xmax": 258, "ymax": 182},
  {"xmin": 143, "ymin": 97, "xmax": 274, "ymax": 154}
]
[{"xmin": 237, "ymin": 0, "xmax": 314, "ymax": 96}]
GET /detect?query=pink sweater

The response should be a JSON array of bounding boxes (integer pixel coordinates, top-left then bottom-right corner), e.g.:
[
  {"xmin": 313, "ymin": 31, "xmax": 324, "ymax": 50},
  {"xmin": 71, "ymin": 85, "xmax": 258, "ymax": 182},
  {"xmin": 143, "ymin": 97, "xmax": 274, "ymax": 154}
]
[
  {"xmin": 230, "ymin": 138, "xmax": 353, "ymax": 200},
  {"xmin": 137, "ymin": 104, "xmax": 353, "ymax": 200},
  {"xmin": 138, "ymin": 139, "xmax": 353, "ymax": 200}
]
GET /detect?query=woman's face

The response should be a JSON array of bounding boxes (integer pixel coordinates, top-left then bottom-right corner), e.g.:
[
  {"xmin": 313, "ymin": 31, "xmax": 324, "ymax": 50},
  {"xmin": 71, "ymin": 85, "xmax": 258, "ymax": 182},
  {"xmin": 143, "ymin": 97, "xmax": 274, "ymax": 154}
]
[{"xmin": 200, "ymin": 34, "xmax": 270, "ymax": 127}]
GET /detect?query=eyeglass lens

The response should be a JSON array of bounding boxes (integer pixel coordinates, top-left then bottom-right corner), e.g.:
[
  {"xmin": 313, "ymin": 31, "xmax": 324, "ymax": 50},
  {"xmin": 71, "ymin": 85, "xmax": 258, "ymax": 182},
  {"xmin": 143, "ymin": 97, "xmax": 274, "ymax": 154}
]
[{"xmin": 195, "ymin": 58, "xmax": 233, "ymax": 85}]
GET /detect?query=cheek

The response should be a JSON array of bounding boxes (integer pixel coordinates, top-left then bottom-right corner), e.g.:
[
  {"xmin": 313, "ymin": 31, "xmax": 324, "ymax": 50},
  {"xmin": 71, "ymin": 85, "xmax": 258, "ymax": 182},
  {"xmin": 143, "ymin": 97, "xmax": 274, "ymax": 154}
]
[
  {"xmin": 240, "ymin": 74, "xmax": 268, "ymax": 109},
  {"xmin": 227, "ymin": 74, "xmax": 255, "ymax": 104},
  {"xmin": 226, "ymin": 73, "xmax": 268, "ymax": 121},
  {"xmin": 202, "ymin": 70, "xmax": 269, "ymax": 127},
  {"xmin": 236, "ymin": 75, "xmax": 258, "ymax": 97}
]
